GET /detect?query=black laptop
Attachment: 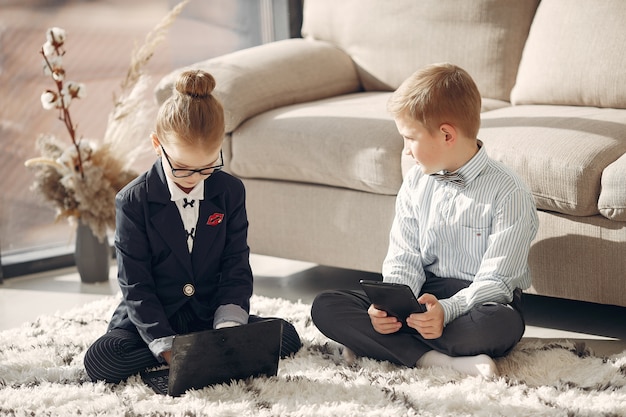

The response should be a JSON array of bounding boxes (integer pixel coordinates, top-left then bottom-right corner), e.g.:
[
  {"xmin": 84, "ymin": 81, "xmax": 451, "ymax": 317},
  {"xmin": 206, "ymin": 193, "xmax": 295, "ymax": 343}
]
[{"xmin": 141, "ymin": 318, "xmax": 283, "ymax": 396}]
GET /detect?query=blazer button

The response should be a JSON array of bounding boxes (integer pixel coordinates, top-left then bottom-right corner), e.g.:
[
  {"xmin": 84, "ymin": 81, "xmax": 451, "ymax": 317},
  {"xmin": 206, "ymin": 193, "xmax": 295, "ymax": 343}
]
[{"xmin": 183, "ymin": 284, "xmax": 195, "ymax": 297}]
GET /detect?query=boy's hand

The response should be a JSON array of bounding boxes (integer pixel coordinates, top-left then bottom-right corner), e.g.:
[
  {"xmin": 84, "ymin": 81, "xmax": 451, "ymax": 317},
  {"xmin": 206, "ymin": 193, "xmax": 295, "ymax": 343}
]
[
  {"xmin": 406, "ymin": 293, "xmax": 445, "ymax": 339},
  {"xmin": 161, "ymin": 350, "xmax": 172, "ymax": 364},
  {"xmin": 367, "ymin": 304, "xmax": 402, "ymax": 334}
]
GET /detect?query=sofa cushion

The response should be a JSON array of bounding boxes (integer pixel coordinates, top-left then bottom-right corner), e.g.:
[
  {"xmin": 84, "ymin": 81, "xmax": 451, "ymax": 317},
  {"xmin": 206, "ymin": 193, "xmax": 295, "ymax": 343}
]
[
  {"xmin": 301, "ymin": 0, "xmax": 539, "ymax": 101},
  {"xmin": 511, "ymin": 0, "xmax": 626, "ymax": 108},
  {"xmin": 479, "ymin": 106, "xmax": 626, "ymax": 217},
  {"xmin": 229, "ymin": 92, "xmax": 403, "ymax": 195},
  {"xmin": 599, "ymin": 154, "xmax": 626, "ymax": 222},
  {"xmin": 154, "ymin": 39, "xmax": 361, "ymax": 133}
]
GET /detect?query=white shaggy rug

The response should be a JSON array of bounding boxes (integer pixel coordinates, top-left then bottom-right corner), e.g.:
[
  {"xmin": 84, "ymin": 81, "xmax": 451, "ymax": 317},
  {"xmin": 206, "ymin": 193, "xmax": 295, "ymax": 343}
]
[{"xmin": 0, "ymin": 295, "xmax": 625, "ymax": 417}]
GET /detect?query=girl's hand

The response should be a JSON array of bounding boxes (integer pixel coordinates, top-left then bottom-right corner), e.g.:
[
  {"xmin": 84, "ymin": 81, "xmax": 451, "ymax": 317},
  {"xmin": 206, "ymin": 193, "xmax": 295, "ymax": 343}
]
[
  {"xmin": 368, "ymin": 304, "xmax": 402, "ymax": 334},
  {"xmin": 406, "ymin": 293, "xmax": 445, "ymax": 339}
]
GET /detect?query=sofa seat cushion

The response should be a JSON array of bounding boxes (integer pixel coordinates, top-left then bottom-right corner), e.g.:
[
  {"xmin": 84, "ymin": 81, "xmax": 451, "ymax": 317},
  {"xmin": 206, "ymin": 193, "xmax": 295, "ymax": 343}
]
[
  {"xmin": 230, "ymin": 92, "xmax": 403, "ymax": 195},
  {"xmin": 480, "ymin": 105, "xmax": 626, "ymax": 217}
]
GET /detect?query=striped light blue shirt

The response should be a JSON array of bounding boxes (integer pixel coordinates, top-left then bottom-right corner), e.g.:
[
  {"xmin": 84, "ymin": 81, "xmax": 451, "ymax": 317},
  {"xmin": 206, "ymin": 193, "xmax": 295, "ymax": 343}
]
[{"xmin": 382, "ymin": 143, "xmax": 539, "ymax": 325}]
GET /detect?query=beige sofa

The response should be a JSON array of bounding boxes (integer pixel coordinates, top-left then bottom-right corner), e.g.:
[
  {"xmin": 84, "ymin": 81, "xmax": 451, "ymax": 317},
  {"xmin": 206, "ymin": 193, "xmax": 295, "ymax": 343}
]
[{"xmin": 156, "ymin": 0, "xmax": 626, "ymax": 307}]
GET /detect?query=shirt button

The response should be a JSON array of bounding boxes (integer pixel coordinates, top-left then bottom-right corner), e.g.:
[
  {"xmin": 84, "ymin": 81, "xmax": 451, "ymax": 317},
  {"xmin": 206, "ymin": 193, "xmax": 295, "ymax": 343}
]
[{"xmin": 183, "ymin": 284, "xmax": 195, "ymax": 296}]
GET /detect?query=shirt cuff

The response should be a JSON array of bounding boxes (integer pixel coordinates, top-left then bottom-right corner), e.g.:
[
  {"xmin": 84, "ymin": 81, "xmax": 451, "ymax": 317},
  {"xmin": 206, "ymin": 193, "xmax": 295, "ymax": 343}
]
[
  {"xmin": 148, "ymin": 335, "xmax": 174, "ymax": 362},
  {"xmin": 215, "ymin": 321, "xmax": 242, "ymax": 329},
  {"xmin": 214, "ymin": 304, "xmax": 248, "ymax": 329},
  {"xmin": 438, "ymin": 298, "xmax": 463, "ymax": 326}
]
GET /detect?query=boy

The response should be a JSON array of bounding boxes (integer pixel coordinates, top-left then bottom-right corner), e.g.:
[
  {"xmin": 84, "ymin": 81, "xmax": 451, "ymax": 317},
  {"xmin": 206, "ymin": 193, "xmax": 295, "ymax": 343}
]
[{"xmin": 311, "ymin": 63, "xmax": 538, "ymax": 378}]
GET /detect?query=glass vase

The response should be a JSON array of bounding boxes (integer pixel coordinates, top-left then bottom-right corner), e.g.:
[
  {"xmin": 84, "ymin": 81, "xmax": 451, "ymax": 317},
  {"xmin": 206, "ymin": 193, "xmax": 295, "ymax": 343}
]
[{"xmin": 74, "ymin": 222, "xmax": 110, "ymax": 283}]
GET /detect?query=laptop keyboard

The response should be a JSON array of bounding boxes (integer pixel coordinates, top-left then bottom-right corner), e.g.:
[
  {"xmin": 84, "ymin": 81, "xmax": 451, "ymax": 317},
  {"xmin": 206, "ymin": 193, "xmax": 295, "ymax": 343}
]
[{"xmin": 148, "ymin": 373, "xmax": 169, "ymax": 394}]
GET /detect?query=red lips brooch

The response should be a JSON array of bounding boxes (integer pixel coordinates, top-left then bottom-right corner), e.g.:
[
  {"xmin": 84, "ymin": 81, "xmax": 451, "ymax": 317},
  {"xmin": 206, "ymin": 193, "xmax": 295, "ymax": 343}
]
[{"xmin": 207, "ymin": 212, "xmax": 224, "ymax": 226}]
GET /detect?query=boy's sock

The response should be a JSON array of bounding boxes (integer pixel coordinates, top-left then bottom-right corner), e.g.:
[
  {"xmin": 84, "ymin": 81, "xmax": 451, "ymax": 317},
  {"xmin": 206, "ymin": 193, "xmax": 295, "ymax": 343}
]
[
  {"xmin": 417, "ymin": 350, "xmax": 497, "ymax": 378},
  {"xmin": 341, "ymin": 346, "xmax": 358, "ymax": 365}
]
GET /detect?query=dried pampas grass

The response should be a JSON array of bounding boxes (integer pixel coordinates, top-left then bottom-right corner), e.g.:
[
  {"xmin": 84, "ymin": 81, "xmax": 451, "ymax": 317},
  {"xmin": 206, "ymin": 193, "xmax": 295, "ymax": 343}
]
[{"xmin": 25, "ymin": 0, "xmax": 190, "ymax": 241}]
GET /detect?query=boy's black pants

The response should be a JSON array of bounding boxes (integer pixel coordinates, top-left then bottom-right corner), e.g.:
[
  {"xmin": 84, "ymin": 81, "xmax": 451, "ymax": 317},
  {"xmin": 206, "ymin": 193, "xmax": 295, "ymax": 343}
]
[{"xmin": 311, "ymin": 273, "xmax": 525, "ymax": 367}]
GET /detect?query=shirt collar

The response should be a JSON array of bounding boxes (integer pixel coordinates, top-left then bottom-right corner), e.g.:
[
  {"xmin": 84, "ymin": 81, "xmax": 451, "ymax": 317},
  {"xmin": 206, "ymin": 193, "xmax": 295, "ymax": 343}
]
[
  {"xmin": 163, "ymin": 161, "xmax": 205, "ymax": 202},
  {"xmin": 430, "ymin": 140, "xmax": 487, "ymax": 188},
  {"xmin": 457, "ymin": 139, "xmax": 487, "ymax": 185}
]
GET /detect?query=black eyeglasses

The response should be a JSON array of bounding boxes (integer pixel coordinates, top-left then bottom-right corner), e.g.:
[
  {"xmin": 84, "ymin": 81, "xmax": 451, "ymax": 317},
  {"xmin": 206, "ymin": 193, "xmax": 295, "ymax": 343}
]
[{"xmin": 160, "ymin": 145, "xmax": 224, "ymax": 178}]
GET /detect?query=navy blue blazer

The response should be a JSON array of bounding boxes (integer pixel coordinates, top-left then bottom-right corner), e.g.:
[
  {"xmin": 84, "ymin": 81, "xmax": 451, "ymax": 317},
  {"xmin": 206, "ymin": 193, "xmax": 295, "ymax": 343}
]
[{"xmin": 107, "ymin": 160, "xmax": 253, "ymax": 346}]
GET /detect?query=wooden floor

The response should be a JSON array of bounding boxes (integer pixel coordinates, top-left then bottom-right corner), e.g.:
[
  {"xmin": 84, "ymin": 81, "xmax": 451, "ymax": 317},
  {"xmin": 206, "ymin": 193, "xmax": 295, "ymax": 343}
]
[{"xmin": 1, "ymin": 253, "xmax": 626, "ymax": 358}]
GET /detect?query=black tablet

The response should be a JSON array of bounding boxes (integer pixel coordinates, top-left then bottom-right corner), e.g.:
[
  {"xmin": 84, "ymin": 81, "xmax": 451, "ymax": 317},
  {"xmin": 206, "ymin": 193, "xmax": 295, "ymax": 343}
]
[{"xmin": 360, "ymin": 280, "xmax": 426, "ymax": 331}]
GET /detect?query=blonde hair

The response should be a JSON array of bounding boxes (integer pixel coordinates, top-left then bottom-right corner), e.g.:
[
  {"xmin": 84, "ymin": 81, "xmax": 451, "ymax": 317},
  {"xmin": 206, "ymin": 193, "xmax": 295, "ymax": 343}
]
[
  {"xmin": 155, "ymin": 69, "xmax": 225, "ymax": 148},
  {"xmin": 387, "ymin": 63, "xmax": 481, "ymax": 138}
]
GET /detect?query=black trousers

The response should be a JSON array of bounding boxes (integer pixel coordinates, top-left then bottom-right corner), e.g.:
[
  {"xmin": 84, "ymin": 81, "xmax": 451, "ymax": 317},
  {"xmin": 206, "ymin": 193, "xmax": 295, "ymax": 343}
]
[
  {"xmin": 311, "ymin": 274, "xmax": 525, "ymax": 367},
  {"xmin": 84, "ymin": 315, "xmax": 302, "ymax": 383}
]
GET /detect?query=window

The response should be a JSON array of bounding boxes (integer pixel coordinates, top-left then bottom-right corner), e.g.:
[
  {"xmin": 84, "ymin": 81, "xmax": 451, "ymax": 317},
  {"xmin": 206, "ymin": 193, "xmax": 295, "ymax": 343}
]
[{"xmin": 0, "ymin": 0, "xmax": 301, "ymax": 277}]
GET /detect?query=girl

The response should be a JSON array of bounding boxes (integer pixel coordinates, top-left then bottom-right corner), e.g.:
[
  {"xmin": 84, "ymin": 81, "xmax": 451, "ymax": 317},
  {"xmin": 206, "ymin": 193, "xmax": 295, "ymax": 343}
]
[{"xmin": 84, "ymin": 70, "xmax": 301, "ymax": 383}]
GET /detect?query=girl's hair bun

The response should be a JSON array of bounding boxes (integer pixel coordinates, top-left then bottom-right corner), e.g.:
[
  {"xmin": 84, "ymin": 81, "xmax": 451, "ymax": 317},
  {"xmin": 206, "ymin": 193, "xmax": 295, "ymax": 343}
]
[
  {"xmin": 156, "ymin": 69, "xmax": 224, "ymax": 147},
  {"xmin": 175, "ymin": 69, "xmax": 216, "ymax": 99}
]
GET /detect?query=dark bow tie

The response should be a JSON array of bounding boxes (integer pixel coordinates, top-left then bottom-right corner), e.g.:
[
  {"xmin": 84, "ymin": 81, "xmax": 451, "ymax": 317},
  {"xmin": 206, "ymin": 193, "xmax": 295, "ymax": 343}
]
[
  {"xmin": 430, "ymin": 171, "xmax": 466, "ymax": 188},
  {"xmin": 183, "ymin": 198, "xmax": 195, "ymax": 208}
]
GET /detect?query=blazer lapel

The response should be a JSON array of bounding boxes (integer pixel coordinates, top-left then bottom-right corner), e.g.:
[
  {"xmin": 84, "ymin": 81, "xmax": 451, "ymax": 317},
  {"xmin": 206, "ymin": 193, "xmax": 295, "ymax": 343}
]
[
  {"xmin": 147, "ymin": 162, "xmax": 193, "ymax": 278},
  {"xmin": 191, "ymin": 182, "xmax": 225, "ymax": 274}
]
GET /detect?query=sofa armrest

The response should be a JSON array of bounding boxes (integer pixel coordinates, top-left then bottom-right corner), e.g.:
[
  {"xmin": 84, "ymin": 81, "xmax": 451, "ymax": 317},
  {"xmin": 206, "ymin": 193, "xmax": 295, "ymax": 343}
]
[{"xmin": 154, "ymin": 38, "xmax": 361, "ymax": 133}]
